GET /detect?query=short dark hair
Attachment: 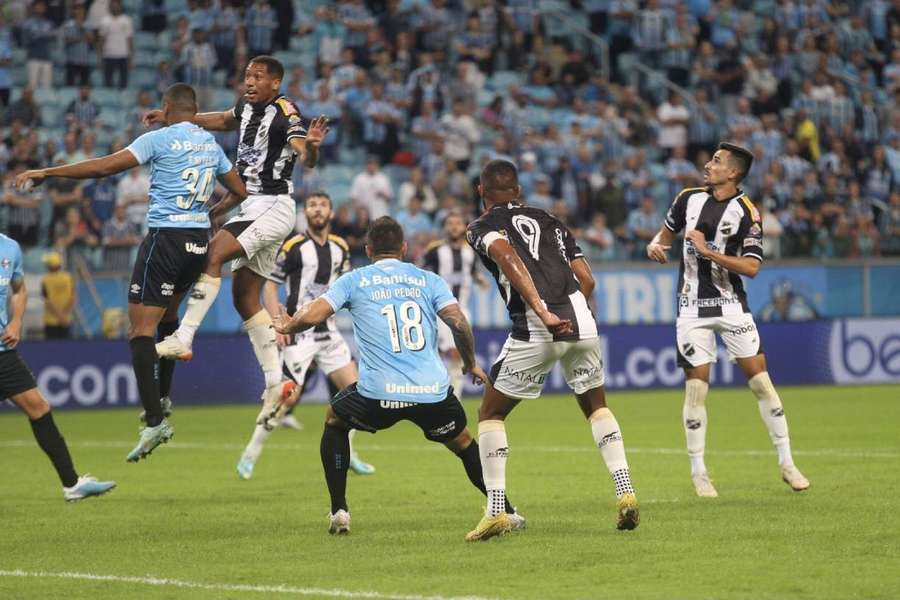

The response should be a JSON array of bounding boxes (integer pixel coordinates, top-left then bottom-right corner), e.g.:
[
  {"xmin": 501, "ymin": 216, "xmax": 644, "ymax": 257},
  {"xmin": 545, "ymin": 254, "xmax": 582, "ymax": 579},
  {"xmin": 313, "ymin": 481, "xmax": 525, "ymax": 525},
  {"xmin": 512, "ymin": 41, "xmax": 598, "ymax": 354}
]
[
  {"xmin": 367, "ymin": 216, "xmax": 404, "ymax": 256},
  {"xmin": 163, "ymin": 83, "xmax": 197, "ymax": 113},
  {"xmin": 718, "ymin": 142, "xmax": 754, "ymax": 182},
  {"xmin": 249, "ymin": 55, "xmax": 284, "ymax": 80},
  {"xmin": 480, "ymin": 159, "xmax": 519, "ymax": 192},
  {"xmin": 304, "ymin": 191, "xmax": 332, "ymax": 208}
]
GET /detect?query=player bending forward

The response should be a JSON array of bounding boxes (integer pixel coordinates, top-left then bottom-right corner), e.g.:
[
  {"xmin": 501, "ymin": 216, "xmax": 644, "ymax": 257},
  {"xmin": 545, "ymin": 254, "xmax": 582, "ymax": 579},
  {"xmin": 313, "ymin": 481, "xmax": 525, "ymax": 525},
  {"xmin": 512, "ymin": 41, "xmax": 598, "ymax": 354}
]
[
  {"xmin": 17, "ymin": 84, "xmax": 246, "ymax": 462},
  {"xmin": 236, "ymin": 192, "xmax": 374, "ymax": 479},
  {"xmin": 274, "ymin": 217, "xmax": 525, "ymax": 534},
  {"xmin": 646, "ymin": 142, "xmax": 810, "ymax": 497},
  {"xmin": 149, "ymin": 56, "xmax": 328, "ymax": 428},
  {"xmin": 0, "ymin": 234, "xmax": 115, "ymax": 500},
  {"xmin": 465, "ymin": 160, "xmax": 638, "ymax": 542}
]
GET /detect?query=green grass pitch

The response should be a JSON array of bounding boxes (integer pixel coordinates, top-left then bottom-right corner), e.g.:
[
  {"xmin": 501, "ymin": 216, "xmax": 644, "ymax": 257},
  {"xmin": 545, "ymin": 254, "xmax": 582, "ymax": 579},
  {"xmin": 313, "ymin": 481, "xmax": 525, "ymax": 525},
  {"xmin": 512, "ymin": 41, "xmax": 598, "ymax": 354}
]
[{"xmin": 1, "ymin": 385, "xmax": 898, "ymax": 600}]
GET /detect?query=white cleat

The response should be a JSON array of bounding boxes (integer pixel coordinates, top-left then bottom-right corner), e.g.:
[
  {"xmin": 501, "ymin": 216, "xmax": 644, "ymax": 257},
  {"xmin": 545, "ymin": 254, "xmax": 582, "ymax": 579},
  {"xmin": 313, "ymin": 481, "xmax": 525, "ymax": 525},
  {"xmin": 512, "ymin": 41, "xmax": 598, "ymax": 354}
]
[
  {"xmin": 155, "ymin": 335, "xmax": 193, "ymax": 361},
  {"xmin": 692, "ymin": 472, "xmax": 719, "ymax": 498},
  {"xmin": 781, "ymin": 464, "xmax": 810, "ymax": 491},
  {"xmin": 508, "ymin": 510, "xmax": 526, "ymax": 531},
  {"xmin": 256, "ymin": 381, "xmax": 298, "ymax": 432},
  {"xmin": 328, "ymin": 509, "xmax": 350, "ymax": 535},
  {"xmin": 280, "ymin": 414, "xmax": 303, "ymax": 430}
]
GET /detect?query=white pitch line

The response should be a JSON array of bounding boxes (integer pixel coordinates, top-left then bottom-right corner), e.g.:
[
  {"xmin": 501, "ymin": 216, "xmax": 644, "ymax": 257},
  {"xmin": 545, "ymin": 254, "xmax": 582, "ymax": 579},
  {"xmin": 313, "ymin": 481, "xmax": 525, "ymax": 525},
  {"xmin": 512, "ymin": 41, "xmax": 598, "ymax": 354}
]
[
  {"xmin": 0, "ymin": 439, "xmax": 896, "ymax": 459},
  {"xmin": 0, "ymin": 569, "xmax": 498, "ymax": 600}
]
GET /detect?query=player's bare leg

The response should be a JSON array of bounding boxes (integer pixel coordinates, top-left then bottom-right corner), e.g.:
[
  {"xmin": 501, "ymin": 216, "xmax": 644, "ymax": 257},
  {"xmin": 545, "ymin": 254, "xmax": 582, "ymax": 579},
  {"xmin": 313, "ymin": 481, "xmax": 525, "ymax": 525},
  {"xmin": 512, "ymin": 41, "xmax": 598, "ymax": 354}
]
[
  {"xmin": 11, "ymin": 387, "xmax": 115, "ymax": 500},
  {"xmin": 466, "ymin": 382, "xmax": 519, "ymax": 541},
  {"xmin": 575, "ymin": 386, "xmax": 639, "ymax": 530},
  {"xmin": 682, "ymin": 363, "xmax": 717, "ymax": 497},
  {"xmin": 237, "ymin": 380, "xmax": 300, "ymax": 480},
  {"xmin": 329, "ymin": 363, "xmax": 376, "ymax": 475},
  {"xmin": 321, "ymin": 406, "xmax": 352, "ymax": 534},
  {"xmin": 737, "ymin": 354, "xmax": 810, "ymax": 491}
]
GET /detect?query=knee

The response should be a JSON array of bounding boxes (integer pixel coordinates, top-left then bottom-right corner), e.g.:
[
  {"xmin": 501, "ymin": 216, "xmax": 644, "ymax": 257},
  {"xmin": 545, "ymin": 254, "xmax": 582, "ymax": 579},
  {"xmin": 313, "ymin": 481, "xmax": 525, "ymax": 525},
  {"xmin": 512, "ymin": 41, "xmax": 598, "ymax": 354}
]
[
  {"xmin": 128, "ymin": 323, "xmax": 157, "ymax": 339},
  {"xmin": 445, "ymin": 429, "xmax": 472, "ymax": 452},
  {"xmin": 17, "ymin": 390, "xmax": 50, "ymax": 419}
]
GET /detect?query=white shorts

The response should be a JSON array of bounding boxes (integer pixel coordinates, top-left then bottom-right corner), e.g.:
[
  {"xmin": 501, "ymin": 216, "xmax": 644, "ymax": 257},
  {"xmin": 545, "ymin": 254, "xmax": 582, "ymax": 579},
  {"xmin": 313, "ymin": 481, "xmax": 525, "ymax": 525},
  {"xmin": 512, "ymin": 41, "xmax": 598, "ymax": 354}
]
[
  {"xmin": 490, "ymin": 336, "xmax": 605, "ymax": 400},
  {"xmin": 676, "ymin": 313, "xmax": 761, "ymax": 368},
  {"xmin": 282, "ymin": 333, "xmax": 353, "ymax": 384},
  {"xmin": 227, "ymin": 194, "xmax": 296, "ymax": 277}
]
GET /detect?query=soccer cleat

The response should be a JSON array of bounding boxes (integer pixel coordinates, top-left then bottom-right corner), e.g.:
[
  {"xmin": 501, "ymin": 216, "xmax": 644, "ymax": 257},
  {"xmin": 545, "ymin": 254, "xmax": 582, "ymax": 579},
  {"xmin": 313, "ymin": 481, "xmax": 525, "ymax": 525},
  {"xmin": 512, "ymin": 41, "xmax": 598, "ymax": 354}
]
[
  {"xmin": 63, "ymin": 475, "xmax": 116, "ymax": 502},
  {"xmin": 349, "ymin": 455, "xmax": 376, "ymax": 475},
  {"xmin": 236, "ymin": 456, "xmax": 255, "ymax": 480},
  {"xmin": 465, "ymin": 513, "xmax": 513, "ymax": 542},
  {"xmin": 256, "ymin": 381, "xmax": 298, "ymax": 432},
  {"xmin": 328, "ymin": 509, "xmax": 351, "ymax": 535},
  {"xmin": 155, "ymin": 335, "xmax": 193, "ymax": 361},
  {"xmin": 507, "ymin": 510, "xmax": 526, "ymax": 531},
  {"xmin": 126, "ymin": 419, "xmax": 174, "ymax": 462},
  {"xmin": 139, "ymin": 396, "xmax": 173, "ymax": 424},
  {"xmin": 280, "ymin": 414, "xmax": 303, "ymax": 430},
  {"xmin": 781, "ymin": 465, "xmax": 810, "ymax": 491},
  {"xmin": 616, "ymin": 493, "xmax": 640, "ymax": 530},
  {"xmin": 692, "ymin": 472, "xmax": 719, "ymax": 498}
]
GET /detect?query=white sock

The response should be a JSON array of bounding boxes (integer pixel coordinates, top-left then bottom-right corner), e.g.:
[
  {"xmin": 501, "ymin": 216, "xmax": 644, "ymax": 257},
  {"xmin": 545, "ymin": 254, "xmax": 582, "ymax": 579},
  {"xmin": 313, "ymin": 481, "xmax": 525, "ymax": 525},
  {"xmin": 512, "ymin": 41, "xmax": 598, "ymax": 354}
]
[
  {"xmin": 244, "ymin": 310, "xmax": 282, "ymax": 388},
  {"xmin": 684, "ymin": 378, "xmax": 710, "ymax": 476},
  {"xmin": 478, "ymin": 420, "xmax": 508, "ymax": 517},
  {"xmin": 748, "ymin": 372, "xmax": 793, "ymax": 466},
  {"xmin": 243, "ymin": 423, "xmax": 272, "ymax": 462},
  {"xmin": 589, "ymin": 408, "xmax": 634, "ymax": 497},
  {"xmin": 176, "ymin": 274, "xmax": 221, "ymax": 347}
]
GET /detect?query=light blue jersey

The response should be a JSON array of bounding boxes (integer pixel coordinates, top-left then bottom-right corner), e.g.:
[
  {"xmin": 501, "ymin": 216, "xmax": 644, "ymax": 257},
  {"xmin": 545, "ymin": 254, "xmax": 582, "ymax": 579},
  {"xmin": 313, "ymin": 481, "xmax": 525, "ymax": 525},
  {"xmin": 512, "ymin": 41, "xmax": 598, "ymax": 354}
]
[
  {"xmin": 322, "ymin": 259, "xmax": 457, "ymax": 404},
  {"xmin": 126, "ymin": 121, "xmax": 233, "ymax": 229},
  {"xmin": 0, "ymin": 234, "xmax": 25, "ymax": 352}
]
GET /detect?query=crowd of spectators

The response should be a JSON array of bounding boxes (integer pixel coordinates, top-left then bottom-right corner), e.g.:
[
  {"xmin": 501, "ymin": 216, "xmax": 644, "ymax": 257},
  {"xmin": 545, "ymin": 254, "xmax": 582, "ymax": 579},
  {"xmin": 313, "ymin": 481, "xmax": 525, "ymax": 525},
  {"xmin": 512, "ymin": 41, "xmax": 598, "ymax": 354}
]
[{"xmin": 1, "ymin": 0, "xmax": 900, "ymax": 271}]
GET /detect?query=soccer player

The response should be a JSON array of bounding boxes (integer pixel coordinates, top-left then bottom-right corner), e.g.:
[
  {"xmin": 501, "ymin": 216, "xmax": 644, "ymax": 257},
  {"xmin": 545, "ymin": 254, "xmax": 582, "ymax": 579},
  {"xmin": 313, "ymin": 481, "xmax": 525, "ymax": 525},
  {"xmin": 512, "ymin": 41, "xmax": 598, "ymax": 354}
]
[
  {"xmin": 0, "ymin": 233, "xmax": 116, "ymax": 500},
  {"xmin": 421, "ymin": 211, "xmax": 485, "ymax": 396},
  {"xmin": 17, "ymin": 84, "xmax": 247, "ymax": 462},
  {"xmin": 273, "ymin": 217, "xmax": 524, "ymax": 535},
  {"xmin": 646, "ymin": 142, "xmax": 810, "ymax": 497},
  {"xmin": 465, "ymin": 159, "xmax": 639, "ymax": 541},
  {"xmin": 149, "ymin": 56, "xmax": 329, "ymax": 423},
  {"xmin": 235, "ymin": 191, "xmax": 375, "ymax": 479}
]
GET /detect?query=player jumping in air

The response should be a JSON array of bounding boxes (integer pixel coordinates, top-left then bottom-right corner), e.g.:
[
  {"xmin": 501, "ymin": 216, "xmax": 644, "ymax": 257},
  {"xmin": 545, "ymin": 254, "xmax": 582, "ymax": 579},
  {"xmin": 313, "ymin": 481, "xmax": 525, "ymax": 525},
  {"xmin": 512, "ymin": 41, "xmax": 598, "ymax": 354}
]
[
  {"xmin": 236, "ymin": 191, "xmax": 375, "ymax": 479},
  {"xmin": 0, "ymin": 234, "xmax": 116, "ymax": 500},
  {"xmin": 646, "ymin": 142, "xmax": 810, "ymax": 497},
  {"xmin": 17, "ymin": 84, "xmax": 247, "ymax": 462},
  {"xmin": 464, "ymin": 160, "xmax": 638, "ymax": 541},
  {"xmin": 147, "ymin": 56, "xmax": 329, "ymax": 429},
  {"xmin": 274, "ymin": 217, "xmax": 525, "ymax": 535}
]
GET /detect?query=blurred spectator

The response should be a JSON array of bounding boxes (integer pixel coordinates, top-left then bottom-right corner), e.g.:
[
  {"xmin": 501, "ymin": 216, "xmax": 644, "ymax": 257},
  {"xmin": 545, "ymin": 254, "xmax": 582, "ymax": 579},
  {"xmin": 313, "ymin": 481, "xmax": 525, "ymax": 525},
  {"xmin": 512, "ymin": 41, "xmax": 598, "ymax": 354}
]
[
  {"xmin": 99, "ymin": 0, "xmax": 134, "ymax": 89},
  {"xmin": 626, "ymin": 197, "xmax": 659, "ymax": 259},
  {"xmin": 350, "ymin": 157, "xmax": 392, "ymax": 219},
  {"xmin": 4, "ymin": 87, "xmax": 42, "ymax": 127},
  {"xmin": 398, "ymin": 166, "xmax": 437, "ymax": 214},
  {"xmin": 47, "ymin": 159, "xmax": 84, "ymax": 232},
  {"xmin": 879, "ymin": 191, "xmax": 900, "ymax": 256},
  {"xmin": 181, "ymin": 28, "xmax": 216, "ymax": 110},
  {"xmin": 102, "ymin": 204, "xmax": 140, "ymax": 271},
  {"xmin": 246, "ymin": 0, "xmax": 277, "ymax": 57},
  {"xmin": 527, "ymin": 174, "xmax": 556, "ymax": 211},
  {"xmin": 54, "ymin": 206, "xmax": 99, "ymax": 266},
  {"xmin": 126, "ymin": 89, "xmax": 157, "ymax": 141},
  {"xmin": 583, "ymin": 212, "xmax": 616, "ymax": 261},
  {"xmin": 0, "ymin": 15, "xmax": 10, "ymax": 107},
  {"xmin": 116, "ymin": 167, "xmax": 150, "ymax": 231},
  {"xmin": 363, "ymin": 82, "xmax": 401, "ymax": 164},
  {"xmin": 210, "ymin": 0, "xmax": 239, "ymax": 74},
  {"xmin": 65, "ymin": 85, "xmax": 101, "ymax": 129},
  {"xmin": 22, "ymin": 1, "xmax": 55, "ymax": 89},
  {"xmin": 441, "ymin": 98, "xmax": 480, "ymax": 172},
  {"xmin": 394, "ymin": 196, "xmax": 433, "ymax": 239},
  {"xmin": 40, "ymin": 251, "xmax": 75, "ymax": 339},
  {"xmin": 140, "ymin": 0, "xmax": 167, "ymax": 34},
  {"xmin": 761, "ymin": 202, "xmax": 784, "ymax": 259},
  {"xmin": 657, "ymin": 92, "xmax": 690, "ymax": 156},
  {"xmin": 305, "ymin": 84, "xmax": 342, "ymax": 162},
  {"xmin": 1, "ymin": 166, "xmax": 41, "ymax": 246},
  {"xmin": 61, "ymin": 3, "xmax": 94, "ymax": 87}
]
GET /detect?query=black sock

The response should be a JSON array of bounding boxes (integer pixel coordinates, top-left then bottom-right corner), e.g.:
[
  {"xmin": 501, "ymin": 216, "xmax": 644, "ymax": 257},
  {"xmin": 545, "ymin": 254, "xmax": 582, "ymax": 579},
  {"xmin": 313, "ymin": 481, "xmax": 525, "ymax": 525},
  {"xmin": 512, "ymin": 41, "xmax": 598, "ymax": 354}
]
[
  {"xmin": 157, "ymin": 320, "xmax": 178, "ymax": 398},
  {"xmin": 320, "ymin": 424, "xmax": 350, "ymax": 513},
  {"xmin": 456, "ymin": 440, "xmax": 515, "ymax": 514},
  {"xmin": 30, "ymin": 412, "xmax": 78, "ymax": 488},
  {"xmin": 130, "ymin": 336, "xmax": 162, "ymax": 427}
]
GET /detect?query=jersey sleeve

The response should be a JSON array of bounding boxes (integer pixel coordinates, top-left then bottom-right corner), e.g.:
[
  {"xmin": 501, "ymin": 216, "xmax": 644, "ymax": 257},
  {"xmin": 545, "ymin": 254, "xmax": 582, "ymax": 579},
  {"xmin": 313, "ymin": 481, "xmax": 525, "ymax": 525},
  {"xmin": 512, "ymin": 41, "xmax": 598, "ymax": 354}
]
[
  {"xmin": 664, "ymin": 189, "xmax": 690, "ymax": 233},
  {"xmin": 561, "ymin": 224, "xmax": 584, "ymax": 262},
  {"xmin": 739, "ymin": 197, "xmax": 764, "ymax": 262},
  {"xmin": 125, "ymin": 130, "xmax": 161, "ymax": 165},
  {"xmin": 269, "ymin": 243, "xmax": 299, "ymax": 284},
  {"xmin": 466, "ymin": 214, "xmax": 507, "ymax": 258},
  {"xmin": 276, "ymin": 97, "xmax": 307, "ymax": 141},
  {"xmin": 429, "ymin": 272, "xmax": 458, "ymax": 313},
  {"xmin": 321, "ymin": 271, "xmax": 353, "ymax": 312},
  {"xmin": 11, "ymin": 242, "xmax": 24, "ymax": 282},
  {"xmin": 214, "ymin": 142, "xmax": 233, "ymax": 175}
]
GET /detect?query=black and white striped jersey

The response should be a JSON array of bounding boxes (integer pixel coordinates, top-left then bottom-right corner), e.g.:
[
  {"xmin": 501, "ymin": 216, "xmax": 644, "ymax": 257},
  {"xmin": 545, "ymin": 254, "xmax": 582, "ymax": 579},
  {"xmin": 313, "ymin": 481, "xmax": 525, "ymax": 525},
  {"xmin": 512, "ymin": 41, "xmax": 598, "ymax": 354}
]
[
  {"xmin": 270, "ymin": 232, "xmax": 350, "ymax": 334},
  {"xmin": 467, "ymin": 203, "xmax": 597, "ymax": 342},
  {"xmin": 665, "ymin": 187, "xmax": 764, "ymax": 319},
  {"xmin": 421, "ymin": 239, "xmax": 478, "ymax": 310},
  {"xmin": 232, "ymin": 94, "xmax": 307, "ymax": 196}
]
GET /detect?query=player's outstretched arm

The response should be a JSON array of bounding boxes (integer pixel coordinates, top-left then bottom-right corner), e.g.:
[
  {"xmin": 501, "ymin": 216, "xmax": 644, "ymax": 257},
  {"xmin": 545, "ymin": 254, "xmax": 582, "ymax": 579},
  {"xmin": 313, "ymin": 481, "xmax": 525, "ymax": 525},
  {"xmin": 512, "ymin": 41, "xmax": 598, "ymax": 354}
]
[
  {"xmin": 142, "ymin": 109, "xmax": 238, "ymax": 131},
  {"xmin": 15, "ymin": 150, "xmax": 138, "ymax": 189},
  {"xmin": 0, "ymin": 279, "xmax": 27, "ymax": 349},
  {"xmin": 647, "ymin": 227, "xmax": 674, "ymax": 263},
  {"xmin": 274, "ymin": 298, "xmax": 335, "ymax": 335},
  {"xmin": 289, "ymin": 116, "xmax": 328, "ymax": 168},
  {"xmin": 684, "ymin": 230, "xmax": 761, "ymax": 278},
  {"xmin": 487, "ymin": 238, "xmax": 573, "ymax": 337},
  {"xmin": 438, "ymin": 304, "xmax": 488, "ymax": 385}
]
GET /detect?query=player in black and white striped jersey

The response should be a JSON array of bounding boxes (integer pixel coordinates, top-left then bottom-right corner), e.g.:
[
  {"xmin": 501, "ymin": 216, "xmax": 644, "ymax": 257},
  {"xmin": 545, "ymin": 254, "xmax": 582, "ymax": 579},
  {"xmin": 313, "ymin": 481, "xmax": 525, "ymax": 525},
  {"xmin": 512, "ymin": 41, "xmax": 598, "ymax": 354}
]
[
  {"xmin": 463, "ymin": 160, "xmax": 638, "ymax": 541},
  {"xmin": 647, "ymin": 142, "xmax": 810, "ymax": 498},
  {"xmin": 421, "ymin": 211, "xmax": 486, "ymax": 397}
]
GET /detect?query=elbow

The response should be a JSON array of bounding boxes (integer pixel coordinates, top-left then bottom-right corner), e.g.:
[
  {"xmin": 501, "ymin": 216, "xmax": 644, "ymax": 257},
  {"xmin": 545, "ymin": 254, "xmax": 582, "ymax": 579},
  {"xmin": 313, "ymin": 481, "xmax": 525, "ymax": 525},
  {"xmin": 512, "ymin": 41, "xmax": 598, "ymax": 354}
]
[{"xmin": 745, "ymin": 261, "xmax": 761, "ymax": 278}]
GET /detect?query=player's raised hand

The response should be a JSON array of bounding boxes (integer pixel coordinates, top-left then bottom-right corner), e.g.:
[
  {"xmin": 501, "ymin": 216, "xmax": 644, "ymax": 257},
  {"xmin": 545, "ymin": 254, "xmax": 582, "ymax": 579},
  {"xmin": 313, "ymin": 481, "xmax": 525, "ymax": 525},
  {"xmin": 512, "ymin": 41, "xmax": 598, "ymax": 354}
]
[
  {"xmin": 540, "ymin": 311, "xmax": 573, "ymax": 337},
  {"xmin": 142, "ymin": 109, "xmax": 165, "ymax": 127},
  {"xmin": 14, "ymin": 169, "xmax": 46, "ymax": 191},
  {"xmin": 305, "ymin": 116, "xmax": 329, "ymax": 146},
  {"xmin": 272, "ymin": 304, "xmax": 293, "ymax": 335},
  {"xmin": 465, "ymin": 364, "xmax": 490, "ymax": 386},
  {"xmin": 646, "ymin": 241, "xmax": 671, "ymax": 263}
]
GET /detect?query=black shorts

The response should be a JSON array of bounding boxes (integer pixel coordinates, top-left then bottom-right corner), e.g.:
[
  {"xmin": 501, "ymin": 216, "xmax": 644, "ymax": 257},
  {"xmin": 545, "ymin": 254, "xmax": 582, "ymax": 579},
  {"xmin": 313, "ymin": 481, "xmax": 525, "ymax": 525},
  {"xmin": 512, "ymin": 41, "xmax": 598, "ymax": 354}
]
[
  {"xmin": 331, "ymin": 384, "xmax": 467, "ymax": 443},
  {"xmin": 129, "ymin": 228, "xmax": 209, "ymax": 307},
  {"xmin": 0, "ymin": 350, "xmax": 38, "ymax": 400}
]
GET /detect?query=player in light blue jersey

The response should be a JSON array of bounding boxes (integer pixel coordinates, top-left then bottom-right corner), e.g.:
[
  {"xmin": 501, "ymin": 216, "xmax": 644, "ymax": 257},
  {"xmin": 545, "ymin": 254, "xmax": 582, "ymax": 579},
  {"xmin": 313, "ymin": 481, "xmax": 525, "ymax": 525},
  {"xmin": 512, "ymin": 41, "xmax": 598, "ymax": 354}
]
[
  {"xmin": 274, "ymin": 217, "xmax": 524, "ymax": 535},
  {"xmin": 0, "ymin": 235, "xmax": 115, "ymax": 501},
  {"xmin": 17, "ymin": 84, "xmax": 247, "ymax": 463}
]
